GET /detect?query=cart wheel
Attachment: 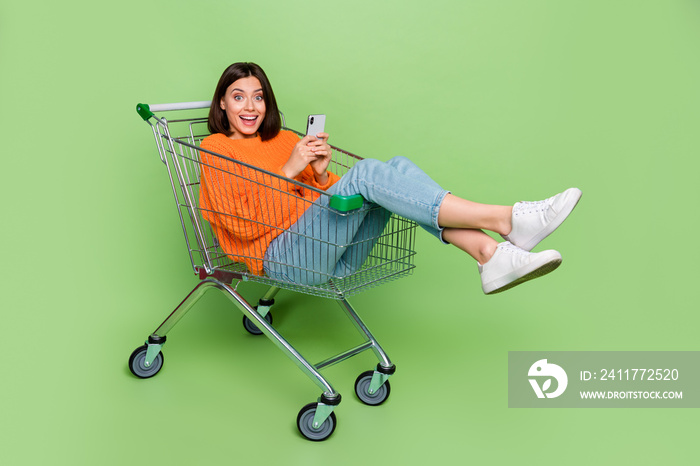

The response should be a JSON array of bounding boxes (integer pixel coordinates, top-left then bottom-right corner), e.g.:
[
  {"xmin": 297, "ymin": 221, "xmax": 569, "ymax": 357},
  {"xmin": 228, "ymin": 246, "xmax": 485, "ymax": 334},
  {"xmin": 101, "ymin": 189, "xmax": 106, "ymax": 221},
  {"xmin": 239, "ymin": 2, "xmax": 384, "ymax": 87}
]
[
  {"xmin": 128, "ymin": 345, "xmax": 164, "ymax": 379},
  {"xmin": 354, "ymin": 370, "xmax": 391, "ymax": 406},
  {"xmin": 297, "ymin": 403, "xmax": 337, "ymax": 441},
  {"xmin": 242, "ymin": 309, "xmax": 273, "ymax": 335}
]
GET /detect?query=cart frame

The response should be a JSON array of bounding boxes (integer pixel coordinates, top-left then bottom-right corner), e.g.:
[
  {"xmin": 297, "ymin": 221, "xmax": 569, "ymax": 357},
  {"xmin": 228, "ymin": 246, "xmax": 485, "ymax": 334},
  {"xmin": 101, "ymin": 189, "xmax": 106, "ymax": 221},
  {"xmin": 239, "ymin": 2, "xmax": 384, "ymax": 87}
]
[{"xmin": 129, "ymin": 101, "xmax": 418, "ymax": 440}]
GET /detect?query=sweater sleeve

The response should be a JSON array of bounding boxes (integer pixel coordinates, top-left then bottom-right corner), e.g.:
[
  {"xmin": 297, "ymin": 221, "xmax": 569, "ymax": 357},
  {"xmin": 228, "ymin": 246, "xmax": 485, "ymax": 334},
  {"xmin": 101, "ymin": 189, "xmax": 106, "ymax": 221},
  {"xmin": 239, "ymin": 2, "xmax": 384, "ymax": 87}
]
[
  {"xmin": 274, "ymin": 163, "xmax": 307, "ymax": 196},
  {"xmin": 309, "ymin": 170, "xmax": 340, "ymax": 190},
  {"xmin": 294, "ymin": 162, "xmax": 341, "ymax": 191}
]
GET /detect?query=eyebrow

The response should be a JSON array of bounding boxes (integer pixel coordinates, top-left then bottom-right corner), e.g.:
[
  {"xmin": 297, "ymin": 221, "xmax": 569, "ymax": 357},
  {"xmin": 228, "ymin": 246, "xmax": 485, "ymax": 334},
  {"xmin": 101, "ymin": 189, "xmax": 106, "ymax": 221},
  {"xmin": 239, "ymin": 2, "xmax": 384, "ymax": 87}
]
[{"xmin": 232, "ymin": 88, "xmax": 263, "ymax": 93}]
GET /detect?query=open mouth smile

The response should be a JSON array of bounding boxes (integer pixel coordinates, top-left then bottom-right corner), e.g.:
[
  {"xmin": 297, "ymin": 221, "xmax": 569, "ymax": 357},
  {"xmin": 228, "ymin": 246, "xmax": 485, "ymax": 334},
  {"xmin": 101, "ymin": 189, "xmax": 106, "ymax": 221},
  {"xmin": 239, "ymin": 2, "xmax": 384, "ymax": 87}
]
[{"xmin": 239, "ymin": 115, "xmax": 259, "ymax": 127}]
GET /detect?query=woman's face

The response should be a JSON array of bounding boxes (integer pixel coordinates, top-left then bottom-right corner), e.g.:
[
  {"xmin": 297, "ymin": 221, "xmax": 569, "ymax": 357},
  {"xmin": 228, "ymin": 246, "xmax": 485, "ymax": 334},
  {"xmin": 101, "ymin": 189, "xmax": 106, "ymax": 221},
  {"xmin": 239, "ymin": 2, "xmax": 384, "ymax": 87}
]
[{"xmin": 220, "ymin": 76, "xmax": 266, "ymax": 139}]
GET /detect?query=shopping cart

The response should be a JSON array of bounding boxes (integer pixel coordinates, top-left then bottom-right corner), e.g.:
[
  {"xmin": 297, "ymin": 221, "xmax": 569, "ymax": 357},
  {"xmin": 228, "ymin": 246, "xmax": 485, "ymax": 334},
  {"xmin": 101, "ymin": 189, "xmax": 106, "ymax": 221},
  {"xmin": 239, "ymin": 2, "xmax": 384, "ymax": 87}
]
[{"xmin": 130, "ymin": 101, "xmax": 418, "ymax": 441}]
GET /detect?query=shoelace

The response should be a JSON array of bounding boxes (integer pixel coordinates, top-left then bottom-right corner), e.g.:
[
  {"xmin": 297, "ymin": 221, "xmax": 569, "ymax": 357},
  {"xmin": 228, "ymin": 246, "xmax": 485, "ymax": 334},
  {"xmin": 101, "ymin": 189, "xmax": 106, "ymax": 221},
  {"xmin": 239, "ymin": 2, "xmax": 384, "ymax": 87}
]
[
  {"xmin": 512, "ymin": 195, "xmax": 555, "ymax": 215},
  {"xmin": 499, "ymin": 242, "xmax": 530, "ymax": 257}
]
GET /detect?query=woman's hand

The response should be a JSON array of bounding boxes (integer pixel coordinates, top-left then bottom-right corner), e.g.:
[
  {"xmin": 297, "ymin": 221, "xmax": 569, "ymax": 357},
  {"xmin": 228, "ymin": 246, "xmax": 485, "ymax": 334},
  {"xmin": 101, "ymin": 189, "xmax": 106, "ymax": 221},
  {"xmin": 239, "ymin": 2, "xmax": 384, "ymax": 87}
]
[
  {"xmin": 281, "ymin": 133, "xmax": 333, "ymax": 184},
  {"xmin": 307, "ymin": 132, "xmax": 332, "ymax": 184},
  {"xmin": 281, "ymin": 134, "xmax": 318, "ymax": 179}
]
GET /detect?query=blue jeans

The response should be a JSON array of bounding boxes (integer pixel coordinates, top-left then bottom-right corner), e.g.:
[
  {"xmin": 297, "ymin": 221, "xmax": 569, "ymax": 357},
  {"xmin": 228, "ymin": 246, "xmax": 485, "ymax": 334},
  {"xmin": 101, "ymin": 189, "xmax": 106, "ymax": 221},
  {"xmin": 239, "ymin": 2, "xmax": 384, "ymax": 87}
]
[{"xmin": 263, "ymin": 156, "xmax": 449, "ymax": 285}]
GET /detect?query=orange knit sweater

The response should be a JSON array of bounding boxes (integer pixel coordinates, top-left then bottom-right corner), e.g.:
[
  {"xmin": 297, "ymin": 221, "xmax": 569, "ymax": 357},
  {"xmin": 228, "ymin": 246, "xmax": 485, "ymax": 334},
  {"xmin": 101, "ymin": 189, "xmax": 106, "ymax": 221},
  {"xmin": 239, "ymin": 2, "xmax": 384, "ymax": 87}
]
[{"xmin": 198, "ymin": 131, "xmax": 340, "ymax": 275}]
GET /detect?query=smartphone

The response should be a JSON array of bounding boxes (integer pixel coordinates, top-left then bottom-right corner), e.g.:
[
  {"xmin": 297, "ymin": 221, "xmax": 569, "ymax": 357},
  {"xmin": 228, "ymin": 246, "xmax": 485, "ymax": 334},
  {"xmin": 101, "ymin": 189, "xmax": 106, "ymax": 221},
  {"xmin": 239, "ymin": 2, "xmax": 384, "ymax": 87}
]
[{"xmin": 306, "ymin": 114, "xmax": 326, "ymax": 139}]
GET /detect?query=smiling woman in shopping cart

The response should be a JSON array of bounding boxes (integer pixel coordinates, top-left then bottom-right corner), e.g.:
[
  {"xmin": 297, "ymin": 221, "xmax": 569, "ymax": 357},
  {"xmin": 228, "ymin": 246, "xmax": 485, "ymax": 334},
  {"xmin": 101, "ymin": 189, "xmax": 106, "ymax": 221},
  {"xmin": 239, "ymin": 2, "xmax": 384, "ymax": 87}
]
[{"xmin": 198, "ymin": 62, "xmax": 581, "ymax": 295}]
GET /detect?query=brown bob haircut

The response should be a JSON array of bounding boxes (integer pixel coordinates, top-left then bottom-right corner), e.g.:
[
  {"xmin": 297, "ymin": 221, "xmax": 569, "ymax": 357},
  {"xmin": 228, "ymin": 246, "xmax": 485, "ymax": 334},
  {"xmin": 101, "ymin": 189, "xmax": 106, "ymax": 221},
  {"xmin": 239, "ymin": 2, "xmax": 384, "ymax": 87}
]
[{"xmin": 207, "ymin": 62, "xmax": 282, "ymax": 141}]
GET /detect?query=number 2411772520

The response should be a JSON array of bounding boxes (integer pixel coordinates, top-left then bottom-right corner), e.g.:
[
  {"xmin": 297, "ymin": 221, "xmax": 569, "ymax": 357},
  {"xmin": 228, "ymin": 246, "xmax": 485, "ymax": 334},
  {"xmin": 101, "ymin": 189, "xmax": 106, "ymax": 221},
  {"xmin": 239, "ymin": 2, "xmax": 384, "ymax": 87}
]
[{"xmin": 597, "ymin": 368, "xmax": 679, "ymax": 381}]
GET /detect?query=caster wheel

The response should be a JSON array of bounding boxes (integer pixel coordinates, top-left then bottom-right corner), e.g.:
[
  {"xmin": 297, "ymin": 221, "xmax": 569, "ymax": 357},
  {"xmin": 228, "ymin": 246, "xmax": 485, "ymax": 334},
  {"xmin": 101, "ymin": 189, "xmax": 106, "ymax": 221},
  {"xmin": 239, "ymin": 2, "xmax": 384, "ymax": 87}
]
[
  {"xmin": 128, "ymin": 345, "xmax": 164, "ymax": 379},
  {"xmin": 297, "ymin": 403, "xmax": 337, "ymax": 441},
  {"xmin": 354, "ymin": 370, "xmax": 391, "ymax": 406},
  {"xmin": 242, "ymin": 308, "xmax": 273, "ymax": 335}
]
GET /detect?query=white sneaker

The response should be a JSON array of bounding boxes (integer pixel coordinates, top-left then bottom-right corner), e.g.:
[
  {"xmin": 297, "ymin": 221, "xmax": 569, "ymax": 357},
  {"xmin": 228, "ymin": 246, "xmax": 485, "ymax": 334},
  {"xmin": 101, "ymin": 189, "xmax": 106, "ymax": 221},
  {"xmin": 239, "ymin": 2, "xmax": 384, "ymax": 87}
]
[
  {"xmin": 479, "ymin": 242, "xmax": 562, "ymax": 295},
  {"xmin": 502, "ymin": 188, "xmax": 582, "ymax": 251}
]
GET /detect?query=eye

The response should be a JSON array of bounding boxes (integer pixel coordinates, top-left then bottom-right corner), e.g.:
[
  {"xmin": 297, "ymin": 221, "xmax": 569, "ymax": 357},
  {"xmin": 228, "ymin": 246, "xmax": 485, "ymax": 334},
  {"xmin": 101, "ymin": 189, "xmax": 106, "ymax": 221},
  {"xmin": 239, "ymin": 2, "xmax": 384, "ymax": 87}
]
[
  {"xmin": 254, "ymin": 95, "xmax": 263, "ymax": 101},
  {"xmin": 233, "ymin": 95, "xmax": 243, "ymax": 101}
]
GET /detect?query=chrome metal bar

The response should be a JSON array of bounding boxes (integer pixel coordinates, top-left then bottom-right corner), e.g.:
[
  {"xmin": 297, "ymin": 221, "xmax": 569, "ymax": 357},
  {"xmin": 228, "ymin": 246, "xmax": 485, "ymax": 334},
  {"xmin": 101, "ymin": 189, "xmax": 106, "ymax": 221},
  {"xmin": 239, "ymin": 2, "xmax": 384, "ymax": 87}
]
[
  {"xmin": 153, "ymin": 118, "xmax": 201, "ymax": 274},
  {"xmin": 314, "ymin": 341, "xmax": 374, "ymax": 370},
  {"xmin": 214, "ymin": 280, "xmax": 338, "ymax": 396},
  {"xmin": 153, "ymin": 278, "xmax": 338, "ymax": 396},
  {"xmin": 153, "ymin": 279, "xmax": 222, "ymax": 336},
  {"xmin": 336, "ymin": 298, "xmax": 393, "ymax": 369},
  {"xmin": 163, "ymin": 129, "xmax": 214, "ymax": 272}
]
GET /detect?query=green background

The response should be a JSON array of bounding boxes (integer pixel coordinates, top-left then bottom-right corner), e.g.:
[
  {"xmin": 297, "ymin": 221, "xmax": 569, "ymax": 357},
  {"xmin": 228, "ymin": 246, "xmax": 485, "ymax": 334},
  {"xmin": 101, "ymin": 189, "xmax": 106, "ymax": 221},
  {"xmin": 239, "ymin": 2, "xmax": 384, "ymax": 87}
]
[{"xmin": 2, "ymin": 0, "xmax": 698, "ymax": 464}]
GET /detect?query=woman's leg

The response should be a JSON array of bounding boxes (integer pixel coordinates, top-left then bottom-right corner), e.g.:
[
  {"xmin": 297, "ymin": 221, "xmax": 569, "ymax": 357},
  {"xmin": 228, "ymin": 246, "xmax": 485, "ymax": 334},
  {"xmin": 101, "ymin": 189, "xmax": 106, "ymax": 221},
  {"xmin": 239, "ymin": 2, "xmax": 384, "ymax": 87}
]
[
  {"xmin": 442, "ymin": 228, "xmax": 498, "ymax": 264},
  {"xmin": 325, "ymin": 157, "xmax": 519, "ymax": 240},
  {"xmin": 266, "ymin": 156, "xmax": 511, "ymax": 282},
  {"xmin": 331, "ymin": 155, "xmax": 448, "ymax": 274},
  {"xmin": 438, "ymin": 195, "xmax": 512, "ymax": 236},
  {"xmin": 264, "ymin": 156, "xmax": 448, "ymax": 284},
  {"xmin": 325, "ymin": 157, "xmax": 449, "ymax": 236},
  {"xmin": 325, "ymin": 157, "xmax": 516, "ymax": 265},
  {"xmin": 331, "ymin": 206, "xmax": 391, "ymax": 277},
  {"xmin": 266, "ymin": 156, "xmax": 580, "ymax": 293},
  {"xmin": 359, "ymin": 157, "xmax": 581, "ymax": 262},
  {"xmin": 378, "ymin": 156, "xmax": 511, "ymax": 265},
  {"xmin": 263, "ymin": 197, "xmax": 368, "ymax": 285},
  {"xmin": 322, "ymin": 157, "xmax": 581, "ymax": 295}
]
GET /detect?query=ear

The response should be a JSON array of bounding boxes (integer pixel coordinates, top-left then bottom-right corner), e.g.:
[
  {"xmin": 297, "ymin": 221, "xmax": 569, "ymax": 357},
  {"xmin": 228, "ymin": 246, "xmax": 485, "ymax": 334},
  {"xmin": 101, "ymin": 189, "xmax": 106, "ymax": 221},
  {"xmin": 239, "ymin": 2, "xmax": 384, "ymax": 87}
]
[{"xmin": 220, "ymin": 98, "xmax": 226, "ymax": 110}]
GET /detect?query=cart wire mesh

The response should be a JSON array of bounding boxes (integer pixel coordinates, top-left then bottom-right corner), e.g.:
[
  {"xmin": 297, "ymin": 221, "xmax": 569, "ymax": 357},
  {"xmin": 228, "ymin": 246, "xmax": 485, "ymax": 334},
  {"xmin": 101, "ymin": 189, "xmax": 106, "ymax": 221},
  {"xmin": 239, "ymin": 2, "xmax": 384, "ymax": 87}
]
[{"xmin": 147, "ymin": 113, "xmax": 418, "ymax": 299}]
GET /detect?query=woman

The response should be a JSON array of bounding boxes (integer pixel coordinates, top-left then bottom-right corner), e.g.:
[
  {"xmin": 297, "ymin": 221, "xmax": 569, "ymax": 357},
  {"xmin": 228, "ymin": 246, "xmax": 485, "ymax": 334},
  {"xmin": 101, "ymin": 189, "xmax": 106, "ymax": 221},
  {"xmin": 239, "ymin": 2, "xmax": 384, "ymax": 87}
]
[{"xmin": 199, "ymin": 62, "xmax": 582, "ymax": 294}]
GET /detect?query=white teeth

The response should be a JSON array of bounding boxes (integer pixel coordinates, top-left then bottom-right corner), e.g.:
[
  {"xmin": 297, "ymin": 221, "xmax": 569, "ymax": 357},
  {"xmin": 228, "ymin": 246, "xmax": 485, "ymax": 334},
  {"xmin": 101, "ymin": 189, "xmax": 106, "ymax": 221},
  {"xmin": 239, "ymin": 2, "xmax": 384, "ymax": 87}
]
[{"xmin": 240, "ymin": 116, "xmax": 257, "ymax": 120}]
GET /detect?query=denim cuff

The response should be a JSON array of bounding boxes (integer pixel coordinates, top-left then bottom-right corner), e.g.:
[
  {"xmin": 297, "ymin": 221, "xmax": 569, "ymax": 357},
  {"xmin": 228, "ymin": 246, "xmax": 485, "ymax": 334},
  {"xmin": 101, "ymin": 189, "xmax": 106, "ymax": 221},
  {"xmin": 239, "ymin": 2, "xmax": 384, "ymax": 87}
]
[{"xmin": 433, "ymin": 190, "xmax": 450, "ymax": 245}]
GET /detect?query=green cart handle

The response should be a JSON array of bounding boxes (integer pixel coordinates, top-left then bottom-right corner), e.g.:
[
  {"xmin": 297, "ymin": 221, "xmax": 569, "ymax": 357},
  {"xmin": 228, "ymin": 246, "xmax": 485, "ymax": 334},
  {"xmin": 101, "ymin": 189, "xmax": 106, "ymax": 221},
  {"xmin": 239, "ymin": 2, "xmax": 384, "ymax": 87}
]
[
  {"xmin": 329, "ymin": 194, "xmax": 364, "ymax": 212},
  {"xmin": 136, "ymin": 103, "xmax": 154, "ymax": 120}
]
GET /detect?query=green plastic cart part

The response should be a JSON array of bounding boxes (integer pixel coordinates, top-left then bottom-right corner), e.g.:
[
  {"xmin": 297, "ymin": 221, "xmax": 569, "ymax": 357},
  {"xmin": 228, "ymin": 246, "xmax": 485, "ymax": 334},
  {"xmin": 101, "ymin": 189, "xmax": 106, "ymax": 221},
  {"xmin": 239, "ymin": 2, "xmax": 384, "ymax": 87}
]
[
  {"xmin": 136, "ymin": 103, "xmax": 154, "ymax": 121},
  {"xmin": 329, "ymin": 194, "xmax": 364, "ymax": 212},
  {"xmin": 144, "ymin": 343, "xmax": 164, "ymax": 368}
]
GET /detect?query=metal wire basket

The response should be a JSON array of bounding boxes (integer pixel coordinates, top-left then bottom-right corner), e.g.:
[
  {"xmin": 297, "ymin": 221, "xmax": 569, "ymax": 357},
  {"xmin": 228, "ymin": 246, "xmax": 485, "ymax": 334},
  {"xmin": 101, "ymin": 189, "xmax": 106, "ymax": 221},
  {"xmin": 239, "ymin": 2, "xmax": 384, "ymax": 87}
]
[{"xmin": 138, "ymin": 102, "xmax": 418, "ymax": 299}]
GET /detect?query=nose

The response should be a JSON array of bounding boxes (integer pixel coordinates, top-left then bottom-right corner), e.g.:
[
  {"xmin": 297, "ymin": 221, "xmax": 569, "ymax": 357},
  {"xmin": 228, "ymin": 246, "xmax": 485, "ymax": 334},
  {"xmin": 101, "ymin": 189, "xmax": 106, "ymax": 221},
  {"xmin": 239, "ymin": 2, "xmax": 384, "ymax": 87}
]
[{"xmin": 244, "ymin": 97, "xmax": 255, "ymax": 110}]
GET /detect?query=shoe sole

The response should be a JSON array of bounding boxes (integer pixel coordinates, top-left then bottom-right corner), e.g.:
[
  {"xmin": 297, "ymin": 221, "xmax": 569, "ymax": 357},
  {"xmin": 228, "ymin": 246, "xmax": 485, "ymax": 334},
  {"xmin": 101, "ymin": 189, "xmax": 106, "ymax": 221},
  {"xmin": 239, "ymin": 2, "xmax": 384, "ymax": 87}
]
[
  {"xmin": 484, "ymin": 254, "xmax": 562, "ymax": 295},
  {"xmin": 507, "ymin": 188, "xmax": 583, "ymax": 251}
]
